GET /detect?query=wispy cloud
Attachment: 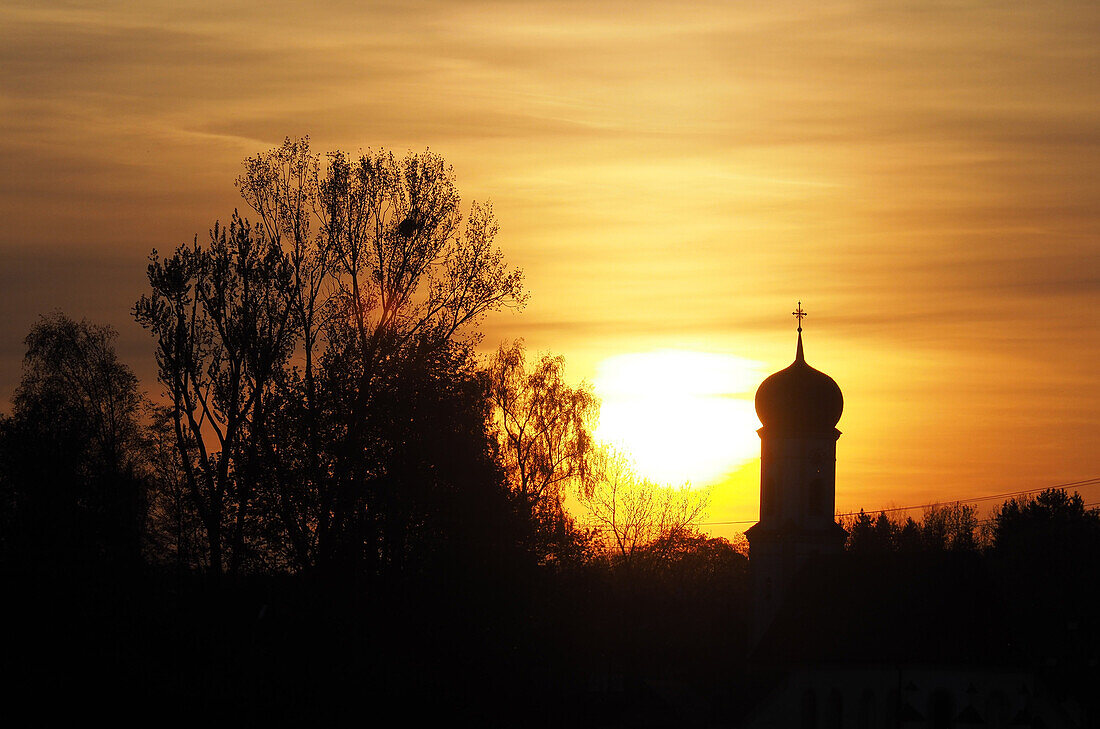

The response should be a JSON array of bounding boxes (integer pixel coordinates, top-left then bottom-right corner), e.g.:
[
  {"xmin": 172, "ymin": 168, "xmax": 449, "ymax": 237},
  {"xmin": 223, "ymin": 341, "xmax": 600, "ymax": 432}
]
[{"xmin": 1, "ymin": 0, "xmax": 1097, "ymax": 520}]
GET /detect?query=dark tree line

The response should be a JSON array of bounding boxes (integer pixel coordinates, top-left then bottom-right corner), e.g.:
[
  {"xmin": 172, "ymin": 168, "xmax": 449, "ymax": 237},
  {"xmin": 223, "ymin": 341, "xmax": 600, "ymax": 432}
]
[
  {"xmin": 843, "ymin": 502, "xmax": 981, "ymax": 554},
  {"xmin": 842, "ymin": 491, "xmax": 1100, "ymax": 559},
  {"xmin": 841, "ymin": 489, "xmax": 1100, "ymax": 713}
]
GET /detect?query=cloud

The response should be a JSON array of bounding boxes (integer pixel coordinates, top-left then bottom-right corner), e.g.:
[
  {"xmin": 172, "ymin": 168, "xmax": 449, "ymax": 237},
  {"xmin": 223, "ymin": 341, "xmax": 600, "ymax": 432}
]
[{"xmin": 1, "ymin": 0, "xmax": 1098, "ymax": 516}]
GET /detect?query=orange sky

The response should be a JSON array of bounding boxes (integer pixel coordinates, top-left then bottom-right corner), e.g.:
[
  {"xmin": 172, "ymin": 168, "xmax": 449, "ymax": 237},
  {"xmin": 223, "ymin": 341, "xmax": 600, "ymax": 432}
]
[{"xmin": 2, "ymin": 1, "xmax": 1098, "ymax": 537}]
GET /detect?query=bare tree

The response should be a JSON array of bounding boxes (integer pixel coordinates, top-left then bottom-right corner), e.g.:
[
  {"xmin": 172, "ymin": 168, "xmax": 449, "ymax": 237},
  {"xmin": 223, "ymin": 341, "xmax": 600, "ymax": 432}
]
[
  {"xmin": 580, "ymin": 446, "xmax": 708, "ymax": 569},
  {"xmin": 237, "ymin": 137, "xmax": 335, "ymax": 420}
]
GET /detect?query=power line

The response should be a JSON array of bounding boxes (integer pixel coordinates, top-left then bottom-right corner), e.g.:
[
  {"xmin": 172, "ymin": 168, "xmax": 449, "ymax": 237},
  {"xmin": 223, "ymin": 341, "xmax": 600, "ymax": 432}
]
[
  {"xmin": 834, "ymin": 477, "xmax": 1100, "ymax": 519},
  {"xmin": 697, "ymin": 476, "xmax": 1100, "ymax": 527},
  {"xmin": 966, "ymin": 501, "xmax": 1100, "ymax": 529},
  {"xmin": 590, "ymin": 499, "xmax": 1100, "ymax": 535}
]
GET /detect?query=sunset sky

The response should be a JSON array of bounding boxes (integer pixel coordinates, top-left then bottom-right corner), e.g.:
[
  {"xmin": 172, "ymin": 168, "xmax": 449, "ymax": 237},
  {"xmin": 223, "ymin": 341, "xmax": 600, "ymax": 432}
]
[{"xmin": 2, "ymin": 0, "xmax": 1098, "ymax": 537}]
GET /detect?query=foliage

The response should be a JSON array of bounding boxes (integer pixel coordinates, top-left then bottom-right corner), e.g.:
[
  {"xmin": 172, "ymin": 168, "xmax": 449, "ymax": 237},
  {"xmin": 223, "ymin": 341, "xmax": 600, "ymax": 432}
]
[
  {"xmin": 141, "ymin": 405, "xmax": 206, "ymax": 570},
  {"xmin": 0, "ymin": 313, "xmax": 145, "ymax": 569},
  {"xmin": 988, "ymin": 489, "xmax": 1100, "ymax": 689},
  {"xmin": 136, "ymin": 138, "xmax": 527, "ymax": 578},
  {"xmin": 264, "ymin": 142, "xmax": 526, "ymax": 575},
  {"xmin": 991, "ymin": 487, "xmax": 1100, "ymax": 559},
  {"xmin": 134, "ymin": 214, "xmax": 296, "ymax": 576},
  {"xmin": 488, "ymin": 339, "xmax": 598, "ymax": 566},
  {"xmin": 844, "ymin": 502, "xmax": 981, "ymax": 554},
  {"xmin": 15, "ymin": 312, "xmax": 143, "ymax": 469}
]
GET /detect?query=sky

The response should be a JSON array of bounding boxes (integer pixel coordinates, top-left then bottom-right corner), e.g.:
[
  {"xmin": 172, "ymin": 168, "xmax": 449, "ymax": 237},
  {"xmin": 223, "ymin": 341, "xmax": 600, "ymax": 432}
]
[{"xmin": 2, "ymin": 0, "xmax": 1098, "ymax": 537}]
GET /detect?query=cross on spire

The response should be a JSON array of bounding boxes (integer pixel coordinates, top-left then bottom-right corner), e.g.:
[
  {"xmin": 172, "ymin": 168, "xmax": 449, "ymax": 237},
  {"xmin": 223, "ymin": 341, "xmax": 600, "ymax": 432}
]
[{"xmin": 792, "ymin": 302, "xmax": 807, "ymax": 332}]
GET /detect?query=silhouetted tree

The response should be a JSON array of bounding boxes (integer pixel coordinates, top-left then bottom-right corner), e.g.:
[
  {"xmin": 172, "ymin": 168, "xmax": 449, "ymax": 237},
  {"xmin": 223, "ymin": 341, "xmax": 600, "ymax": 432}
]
[
  {"xmin": 896, "ymin": 516, "xmax": 922, "ymax": 553},
  {"xmin": 134, "ymin": 214, "xmax": 296, "ymax": 577},
  {"xmin": 321, "ymin": 339, "xmax": 521, "ymax": 577},
  {"xmin": 235, "ymin": 139, "xmax": 337, "ymax": 570},
  {"xmin": 992, "ymin": 488, "xmax": 1099, "ymax": 558},
  {"xmin": 921, "ymin": 502, "xmax": 979, "ymax": 552},
  {"xmin": 580, "ymin": 446, "xmax": 707, "ymax": 569},
  {"xmin": 297, "ymin": 147, "xmax": 526, "ymax": 574},
  {"xmin": 642, "ymin": 531, "xmax": 747, "ymax": 583},
  {"xmin": 142, "ymin": 405, "xmax": 205, "ymax": 570},
  {"xmin": 846, "ymin": 509, "xmax": 876, "ymax": 553},
  {"xmin": 489, "ymin": 339, "xmax": 598, "ymax": 566},
  {"xmin": 0, "ymin": 313, "xmax": 145, "ymax": 570},
  {"xmin": 138, "ymin": 140, "xmax": 527, "ymax": 579},
  {"xmin": 847, "ymin": 504, "xmax": 979, "ymax": 554},
  {"xmin": 989, "ymin": 489, "xmax": 1100, "ymax": 693},
  {"xmin": 872, "ymin": 511, "xmax": 896, "ymax": 551}
]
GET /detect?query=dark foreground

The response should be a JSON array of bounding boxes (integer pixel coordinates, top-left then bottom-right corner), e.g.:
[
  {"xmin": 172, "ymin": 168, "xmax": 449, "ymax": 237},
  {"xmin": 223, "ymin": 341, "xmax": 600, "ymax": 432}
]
[{"xmin": 7, "ymin": 546, "xmax": 1099, "ymax": 728}]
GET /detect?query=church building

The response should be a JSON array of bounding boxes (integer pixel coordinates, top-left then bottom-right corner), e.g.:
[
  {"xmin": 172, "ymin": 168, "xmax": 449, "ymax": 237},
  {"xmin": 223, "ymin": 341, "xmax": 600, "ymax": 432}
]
[
  {"xmin": 738, "ymin": 307, "xmax": 1072, "ymax": 729},
  {"xmin": 745, "ymin": 304, "xmax": 848, "ymax": 640}
]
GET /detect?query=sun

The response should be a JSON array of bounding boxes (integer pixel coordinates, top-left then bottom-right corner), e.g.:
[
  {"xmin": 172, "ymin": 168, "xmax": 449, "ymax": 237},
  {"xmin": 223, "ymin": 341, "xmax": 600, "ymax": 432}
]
[{"xmin": 593, "ymin": 350, "xmax": 763, "ymax": 487}]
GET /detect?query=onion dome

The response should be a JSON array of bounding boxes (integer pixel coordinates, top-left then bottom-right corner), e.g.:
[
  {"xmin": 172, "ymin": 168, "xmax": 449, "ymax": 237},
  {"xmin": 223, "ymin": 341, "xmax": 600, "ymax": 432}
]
[{"xmin": 755, "ymin": 320, "xmax": 843, "ymax": 433}]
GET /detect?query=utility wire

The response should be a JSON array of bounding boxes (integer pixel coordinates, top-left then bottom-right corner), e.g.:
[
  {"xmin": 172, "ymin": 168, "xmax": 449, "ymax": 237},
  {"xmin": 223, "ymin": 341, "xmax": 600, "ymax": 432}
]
[
  {"xmin": 586, "ymin": 501, "xmax": 1100, "ymax": 536},
  {"xmin": 834, "ymin": 477, "xmax": 1100, "ymax": 518},
  {"xmin": 697, "ymin": 476, "xmax": 1100, "ymax": 527}
]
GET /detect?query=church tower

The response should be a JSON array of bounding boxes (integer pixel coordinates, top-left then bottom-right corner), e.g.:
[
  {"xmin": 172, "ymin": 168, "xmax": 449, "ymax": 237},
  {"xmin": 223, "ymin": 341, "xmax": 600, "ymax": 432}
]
[{"xmin": 745, "ymin": 304, "xmax": 847, "ymax": 641}]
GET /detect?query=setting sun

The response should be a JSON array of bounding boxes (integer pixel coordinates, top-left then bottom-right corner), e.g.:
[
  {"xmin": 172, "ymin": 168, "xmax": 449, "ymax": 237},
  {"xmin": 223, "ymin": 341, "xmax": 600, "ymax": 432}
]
[{"xmin": 593, "ymin": 350, "xmax": 764, "ymax": 488}]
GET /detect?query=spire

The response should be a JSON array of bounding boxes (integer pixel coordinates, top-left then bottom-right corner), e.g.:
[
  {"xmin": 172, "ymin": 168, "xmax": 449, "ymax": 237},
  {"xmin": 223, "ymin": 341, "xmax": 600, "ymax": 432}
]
[{"xmin": 792, "ymin": 302, "xmax": 806, "ymax": 363}]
